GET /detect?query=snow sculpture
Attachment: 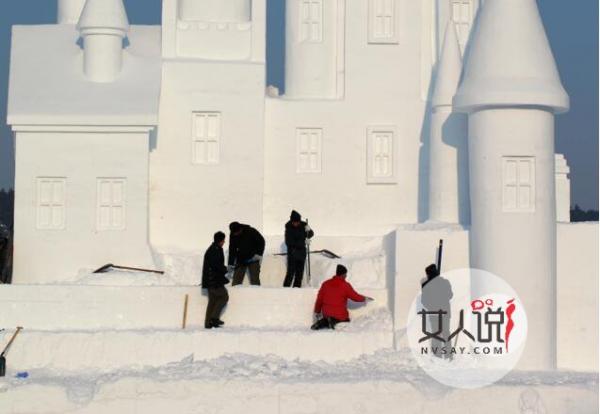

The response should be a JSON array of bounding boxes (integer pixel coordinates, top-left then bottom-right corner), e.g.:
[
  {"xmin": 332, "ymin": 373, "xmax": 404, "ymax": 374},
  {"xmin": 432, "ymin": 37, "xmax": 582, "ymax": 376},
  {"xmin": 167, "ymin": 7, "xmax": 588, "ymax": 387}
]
[
  {"xmin": 454, "ymin": 0, "xmax": 569, "ymax": 370},
  {"xmin": 77, "ymin": 0, "xmax": 129, "ymax": 83},
  {"xmin": 428, "ymin": 23, "xmax": 469, "ymax": 224},
  {"xmin": 57, "ymin": 0, "xmax": 86, "ymax": 24}
]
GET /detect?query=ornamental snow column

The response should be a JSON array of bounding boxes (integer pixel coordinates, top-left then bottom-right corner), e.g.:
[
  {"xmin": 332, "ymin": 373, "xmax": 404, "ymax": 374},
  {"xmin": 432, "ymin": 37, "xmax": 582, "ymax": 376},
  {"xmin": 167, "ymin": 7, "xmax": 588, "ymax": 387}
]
[
  {"xmin": 58, "ymin": 0, "xmax": 86, "ymax": 24},
  {"xmin": 77, "ymin": 0, "xmax": 129, "ymax": 83},
  {"xmin": 284, "ymin": 0, "xmax": 343, "ymax": 98},
  {"xmin": 428, "ymin": 23, "xmax": 469, "ymax": 224},
  {"xmin": 454, "ymin": 0, "xmax": 569, "ymax": 370}
]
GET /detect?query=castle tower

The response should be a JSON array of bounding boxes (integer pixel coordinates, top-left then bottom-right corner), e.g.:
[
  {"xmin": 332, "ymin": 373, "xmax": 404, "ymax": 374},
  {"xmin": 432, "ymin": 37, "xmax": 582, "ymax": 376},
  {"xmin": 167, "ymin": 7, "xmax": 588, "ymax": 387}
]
[
  {"xmin": 454, "ymin": 0, "xmax": 569, "ymax": 369},
  {"xmin": 162, "ymin": 0, "xmax": 264, "ymax": 61},
  {"xmin": 77, "ymin": 0, "xmax": 129, "ymax": 83},
  {"xmin": 284, "ymin": 0, "xmax": 345, "ymax": 98},
  {"xmin": 57, "ymin": 0, "xmax": 86, "ymax": 24},
  {"xmin": 428, "ymin": 23, "xmax": 469, "ymax": 224},
  {"xmin": 150, "ymin": 0, "xmax": 267, "ymax": 248}
]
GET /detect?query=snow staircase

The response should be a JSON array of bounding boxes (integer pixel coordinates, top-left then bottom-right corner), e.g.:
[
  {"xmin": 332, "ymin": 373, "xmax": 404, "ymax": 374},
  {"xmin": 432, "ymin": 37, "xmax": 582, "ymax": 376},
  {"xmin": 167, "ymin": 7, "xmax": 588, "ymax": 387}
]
[{"xmin": 0, "ymin": 286, "xmax": 394, "ymax": 372}]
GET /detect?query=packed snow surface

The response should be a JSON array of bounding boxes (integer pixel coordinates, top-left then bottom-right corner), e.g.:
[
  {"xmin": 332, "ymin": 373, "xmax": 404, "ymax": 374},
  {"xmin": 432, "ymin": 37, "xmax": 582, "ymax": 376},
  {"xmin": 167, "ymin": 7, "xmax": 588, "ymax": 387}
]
[{"xmin": 1, "ymin": 349, "xmax": 597, "ymax": 406}]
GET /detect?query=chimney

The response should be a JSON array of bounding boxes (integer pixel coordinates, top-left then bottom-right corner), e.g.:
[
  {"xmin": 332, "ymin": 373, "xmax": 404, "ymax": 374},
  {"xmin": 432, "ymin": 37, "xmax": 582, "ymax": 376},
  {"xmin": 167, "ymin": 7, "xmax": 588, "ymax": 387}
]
[
  {"xmin": 77, "ymin": 0, "xmax": 129, "ymax": 83},
  {"xmin": 58, "ymin": 0, "xmax": 86, "ymax": 24}
]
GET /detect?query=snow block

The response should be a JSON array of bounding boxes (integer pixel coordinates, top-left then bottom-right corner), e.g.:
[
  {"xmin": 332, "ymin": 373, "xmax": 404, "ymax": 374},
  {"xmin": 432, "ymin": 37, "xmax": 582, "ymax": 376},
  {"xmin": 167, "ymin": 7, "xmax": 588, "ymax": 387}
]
[
  {"xmin": 0, "ymin": 286, "xmax": 389, "ymax": 330},
  {"xmin": 2, "ymin": 328, "xmax": 394, "ymax": 372}
]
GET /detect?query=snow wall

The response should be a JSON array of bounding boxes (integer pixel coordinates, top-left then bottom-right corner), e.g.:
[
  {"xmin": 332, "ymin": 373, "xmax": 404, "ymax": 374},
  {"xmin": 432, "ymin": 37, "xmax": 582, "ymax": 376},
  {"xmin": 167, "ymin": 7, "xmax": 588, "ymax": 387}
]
[{"xmin": 392, "ymin": 222, "xmax": 598, "ymax": 372}]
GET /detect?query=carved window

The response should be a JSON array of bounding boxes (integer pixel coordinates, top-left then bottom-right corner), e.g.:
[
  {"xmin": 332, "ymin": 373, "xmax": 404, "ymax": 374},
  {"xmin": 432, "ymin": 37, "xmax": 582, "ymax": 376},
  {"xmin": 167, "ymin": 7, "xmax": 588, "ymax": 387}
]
[
  {"xmin": 300, "ymin": 0, "xmax": 323, "ymax": 43},
  {"xmin": 192, "ymin": 112, "xmax": 221, "ymax": 164},
  {"xmin": 97, "ymin": 178, "xmax": 127, "ymax": 231},
  {"xmin": 36, "ymin": 177, "xmax": 66, "ymax": 230},
  {"xmin": 297, "ymin": 128, "xmax": 322, "ymax": 173},
  {"xmin": 367, "ymin": 126, "xmax": 397, "ymax": 184},
  {"xmin": 451, "ymin": 0, "xmax": 474, "ymax": 53},
  {"xmin": 502, "ymin": 157, "xmax": 536, "ymax": 212},
  {"xmin": 369, "ymin": 0, "xmax": 398, "ymax": 44}
]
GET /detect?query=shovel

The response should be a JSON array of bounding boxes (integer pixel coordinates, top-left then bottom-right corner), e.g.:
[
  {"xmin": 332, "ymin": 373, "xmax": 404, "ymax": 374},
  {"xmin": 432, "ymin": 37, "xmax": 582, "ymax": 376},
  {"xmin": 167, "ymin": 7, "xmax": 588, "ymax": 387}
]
[
  {"xmin": 0, "ymin": 327, "xmax": 23, "ymax": 377},
  {"xmin": 93, "ymin": 264, "xmax": 164, "ymax": 274},
  {"xmin": 273, "ymin": 249, "xmax": 342, "ymax": 259}
]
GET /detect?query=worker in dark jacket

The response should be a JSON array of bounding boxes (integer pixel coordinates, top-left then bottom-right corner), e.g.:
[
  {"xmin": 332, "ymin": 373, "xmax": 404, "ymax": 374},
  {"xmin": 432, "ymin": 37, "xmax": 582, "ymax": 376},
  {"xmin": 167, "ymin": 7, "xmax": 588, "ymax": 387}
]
[
  {"xmin": 228, "ymin": 222, "xmax": 266, "ymax": 286},
  {"xmin": 283, "ymin": 210, "xmax": 314, "ymax": 288},
  {"xmin": 202, "ymin": 232, "xmax": 230, "ymax": 329},
  {"xmin": 311, "ymin": 265, "xmax": 373, "ymax": 330},
  {"xmin": 421, "ymin": 264, "xmax": 453, "ymax": 358}
]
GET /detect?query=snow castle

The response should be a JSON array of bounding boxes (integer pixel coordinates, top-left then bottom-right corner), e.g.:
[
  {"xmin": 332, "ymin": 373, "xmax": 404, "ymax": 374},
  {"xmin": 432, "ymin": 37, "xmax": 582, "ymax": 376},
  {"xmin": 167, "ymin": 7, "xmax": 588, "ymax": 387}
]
[{"xmin": 1, "ymin": 0, "xmax": 597, "ymax": 386}]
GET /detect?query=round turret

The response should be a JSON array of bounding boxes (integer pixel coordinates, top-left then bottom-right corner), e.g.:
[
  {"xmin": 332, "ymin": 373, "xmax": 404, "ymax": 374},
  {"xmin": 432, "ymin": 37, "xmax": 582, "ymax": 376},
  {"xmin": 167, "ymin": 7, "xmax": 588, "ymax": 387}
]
[
  {"xmin": 57, "ymin": 0, "xmax": 86, "ymax": 24},
  {"xmin": 77, "ymin": 0, "xmax": 129, "ymax": 83},
  {"xmin": 454, "ymin": 0, "xmax": 569, "ymax": 113}
]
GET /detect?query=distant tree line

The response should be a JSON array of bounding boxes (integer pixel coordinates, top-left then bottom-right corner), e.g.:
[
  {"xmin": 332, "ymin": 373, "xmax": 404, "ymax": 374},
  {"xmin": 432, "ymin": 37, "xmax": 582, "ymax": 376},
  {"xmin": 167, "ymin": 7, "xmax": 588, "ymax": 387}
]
[
  {"xmin": 570, "ymin": 205, "xmax": 599, "ymax": 222},
  {"xmin": 0, "ymin": 188, "xmax": 14, "ymax": 228}
]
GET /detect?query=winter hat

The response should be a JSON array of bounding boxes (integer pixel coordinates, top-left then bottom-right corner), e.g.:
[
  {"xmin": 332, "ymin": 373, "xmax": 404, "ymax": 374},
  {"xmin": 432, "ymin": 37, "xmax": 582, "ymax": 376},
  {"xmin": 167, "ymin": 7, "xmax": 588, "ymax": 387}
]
[
  {"xmin": 425, "ymin": 264, "xmax": 439, "ymax": 278},
  {"xmin": 336, "ymin": 264, "xmax": 348, "ymax": 276},
  {"xmin": 290, "ymin": 210, "xmax": 301, "ymax": 222},
  {"xmin": 214, "ymin": 231, "xmax": 226, "ymax": 243},
  {"xmin": 229, "ymin": 222, "xmax": 242, "ymax": 233}
]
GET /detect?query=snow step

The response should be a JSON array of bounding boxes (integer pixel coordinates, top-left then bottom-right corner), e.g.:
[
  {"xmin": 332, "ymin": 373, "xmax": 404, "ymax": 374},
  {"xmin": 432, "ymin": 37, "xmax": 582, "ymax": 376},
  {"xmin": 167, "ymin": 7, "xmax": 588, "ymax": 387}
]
[
  {"xmin": 3, "ymin": 328, "xmax": 394, "ymax": 372},
  {"xmin": 0, "ymin": 286, "xmax": 390, "ymax": 330}
]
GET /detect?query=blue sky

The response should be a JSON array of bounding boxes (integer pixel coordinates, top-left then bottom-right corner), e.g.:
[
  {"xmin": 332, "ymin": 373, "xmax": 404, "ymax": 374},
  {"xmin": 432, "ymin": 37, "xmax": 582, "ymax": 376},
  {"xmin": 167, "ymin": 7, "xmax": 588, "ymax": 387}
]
[{"xmin": 0, "ymin": 0, "xmax": 597, "ymax": 209}]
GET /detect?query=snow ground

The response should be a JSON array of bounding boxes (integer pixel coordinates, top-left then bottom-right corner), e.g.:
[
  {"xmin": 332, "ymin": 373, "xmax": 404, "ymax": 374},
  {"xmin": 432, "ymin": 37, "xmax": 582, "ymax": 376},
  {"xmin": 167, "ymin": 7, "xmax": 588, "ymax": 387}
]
[{"xmin": 0, "ymin": 349, "xmax": 597, "ymax": 414}]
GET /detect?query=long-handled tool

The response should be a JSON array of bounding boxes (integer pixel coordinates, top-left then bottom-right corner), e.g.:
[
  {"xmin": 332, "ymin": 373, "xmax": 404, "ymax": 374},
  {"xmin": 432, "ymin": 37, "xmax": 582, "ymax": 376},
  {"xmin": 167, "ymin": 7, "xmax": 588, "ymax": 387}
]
[
  {"xmin": 0, "ymin": 327, "xmax": 23, "ymax": 377},
  {"xmin": 436, "ymin": 239, "xmax": 444, "ymax": 273},
  {"xmin": 182, "ymin": 294, "xmax": 189, "ymax": 330},
  {"xmin": 273, "ymin": 249, "xmax": 341, "ymax": 259},
  {"xmin": 306, "ymin": 219, "xmax": 312, "ymax": 286},
  {"xmin": 93, "ymin": 264, "xmax": 164, "ymax": 274}
]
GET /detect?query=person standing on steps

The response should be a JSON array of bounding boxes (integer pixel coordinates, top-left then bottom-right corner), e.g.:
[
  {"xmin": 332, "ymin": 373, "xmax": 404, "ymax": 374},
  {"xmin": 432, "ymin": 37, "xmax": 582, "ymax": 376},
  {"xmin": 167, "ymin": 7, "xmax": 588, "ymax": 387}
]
[
  {"xmin": 283, "ymin": 210, "xmax": 314, "ymax": 288},
  {"xmin": 420, "ymin": 263, "xmax": 453, "ymax": 358},
  {"xmin": 202, "ymin": 231, "xmax": 230, "ymax": 329},
  {"xmin": 311, "ymin": 265, "xmax": 373, "ymax": 330},
  {"xmin": 228, "ymin": 221, "xmax": 265, "ymax": 286}
]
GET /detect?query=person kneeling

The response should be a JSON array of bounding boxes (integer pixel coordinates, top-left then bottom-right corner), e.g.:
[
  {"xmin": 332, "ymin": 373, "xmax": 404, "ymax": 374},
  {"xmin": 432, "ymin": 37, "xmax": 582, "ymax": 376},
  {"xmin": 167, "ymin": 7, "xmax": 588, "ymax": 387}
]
[
  {"xmin": 202, "ymin": 231, "xmax": 230, "ymax": 329},
  {"xmin": 311, "ymin": 265, "xmax": 372, "ymax": 330}
]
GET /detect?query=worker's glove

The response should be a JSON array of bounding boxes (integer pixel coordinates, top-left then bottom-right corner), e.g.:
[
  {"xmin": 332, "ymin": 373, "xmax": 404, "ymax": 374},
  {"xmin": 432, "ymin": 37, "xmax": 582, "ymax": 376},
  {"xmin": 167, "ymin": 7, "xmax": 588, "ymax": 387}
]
[
  {"xmin": 305, "ymin": 223, "xmax": 312, "ymax": 233},
  {"xmin": 364, "ymin": 296, "xmax": 375, "ymax": 302},
  {"xmin": 251, "ymin": 254, "xmax": 262, "ymax": 262},
  {"xmin": 227, "ymin": 265, "xmax": 235, "ymax": 273}
]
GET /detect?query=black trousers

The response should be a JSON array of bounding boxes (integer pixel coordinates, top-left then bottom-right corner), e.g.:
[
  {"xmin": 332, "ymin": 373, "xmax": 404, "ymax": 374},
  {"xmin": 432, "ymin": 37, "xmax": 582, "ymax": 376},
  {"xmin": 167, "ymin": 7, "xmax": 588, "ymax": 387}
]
[
  {"xmin": 311, "ymin": 316, "xmax": 349, "ymax": 330},
  {"xmin": 283, "ymin": 254, "xmax": 306, "ymax": 288},
  {"xmin": 232, "ymin": 262, "xmax": 261, "ymax": 286},
  {"xmin": 205, "ymin": 286, "xmax": 229, "ymax": 326}
]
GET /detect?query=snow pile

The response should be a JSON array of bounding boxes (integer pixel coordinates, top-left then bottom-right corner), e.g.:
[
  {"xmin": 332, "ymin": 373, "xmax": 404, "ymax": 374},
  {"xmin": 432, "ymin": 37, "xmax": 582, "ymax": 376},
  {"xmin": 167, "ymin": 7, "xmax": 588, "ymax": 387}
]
[
  {"xmin": 336, "ymin": 307, "xmax": 393, "ymax": 332},
  {"xmin": 153, "ymin": 247, "xmax": 204, "ymax": 286},
  {"xmin": 60, "ymin": 235, "xmax": 393, "ymax": 288}
]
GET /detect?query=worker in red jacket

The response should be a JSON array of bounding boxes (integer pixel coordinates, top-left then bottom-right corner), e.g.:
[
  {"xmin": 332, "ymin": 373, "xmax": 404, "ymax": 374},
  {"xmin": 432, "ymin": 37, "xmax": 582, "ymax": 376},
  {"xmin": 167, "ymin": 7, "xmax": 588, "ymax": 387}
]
[{"xmin": 311, "ymin": 264, "xmax": 373, "ymax": 330}]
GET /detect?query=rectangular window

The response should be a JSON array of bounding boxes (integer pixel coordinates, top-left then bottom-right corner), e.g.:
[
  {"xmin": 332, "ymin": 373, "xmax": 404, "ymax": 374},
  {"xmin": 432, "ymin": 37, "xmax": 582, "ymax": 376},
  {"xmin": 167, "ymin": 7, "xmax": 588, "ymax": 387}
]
[
  {"xmin": 36, "ymin": 177, "xmax": 66, "ymax": 230},
  {"xmin": 299, "ymin": 0, "xmax": 323, "ymax": 43},
  {"xmin": 369, "ymin": 0, "xmax": 398, "ymax": 44},
  {"xmin": 451, "ymin": 0, "xmax": 473, "ymax": 53},
  {"xmin": 297, "ymin": 128, "xmax": 322, "ymax": 173},
  {"xmin": 192, "ymin": 112, "xmax": 221, "ymax": 164},
  {"xmin": 97, "ymin": 178, "xmax": 127, "ymax": 231},
  {"xmin": 367, "ymin": 126, "xmax": 397, "ymax": 184},
  {"xmin": 502, "ymin": 157, "xmax": 535, "ymax": 212}
]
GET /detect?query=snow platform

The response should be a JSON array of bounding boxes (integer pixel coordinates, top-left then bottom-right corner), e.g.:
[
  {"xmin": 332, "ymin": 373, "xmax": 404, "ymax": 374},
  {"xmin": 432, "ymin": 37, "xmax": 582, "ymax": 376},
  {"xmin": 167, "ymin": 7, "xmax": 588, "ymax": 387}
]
[{"xmin": 0, "ymin": 286, "xmax": 394, "ymax": 370}]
